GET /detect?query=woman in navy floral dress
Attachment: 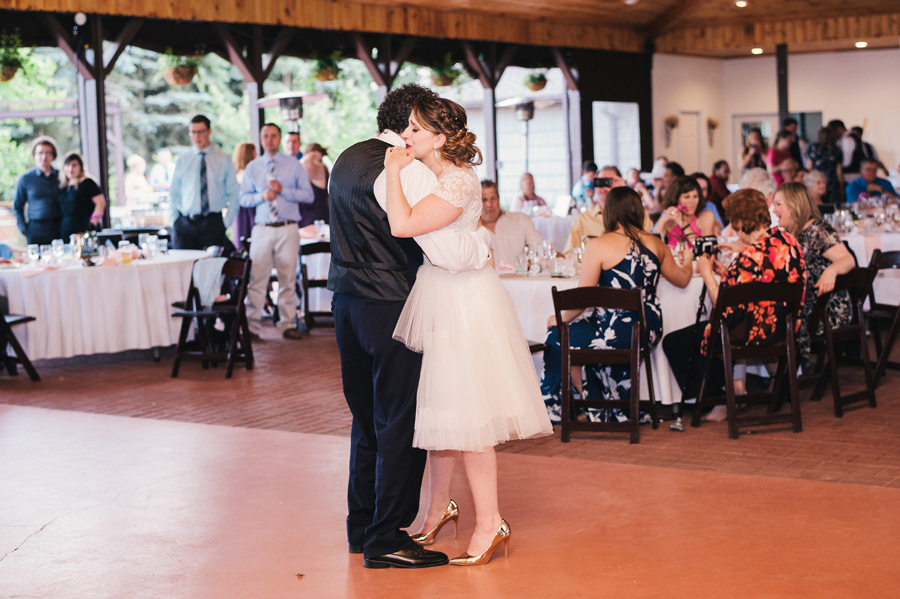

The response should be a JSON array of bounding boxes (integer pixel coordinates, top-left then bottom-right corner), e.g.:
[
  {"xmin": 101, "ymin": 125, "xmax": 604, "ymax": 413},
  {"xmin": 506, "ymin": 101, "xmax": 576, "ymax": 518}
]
[{"xmin": 541, "ymin": 187, "xmax": 693, "ymax": 423}]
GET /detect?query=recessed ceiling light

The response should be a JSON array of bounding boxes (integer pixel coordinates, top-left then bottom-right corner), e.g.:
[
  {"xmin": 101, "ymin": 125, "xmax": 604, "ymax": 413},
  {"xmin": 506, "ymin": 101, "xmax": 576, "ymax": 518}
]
[
  {"xmin": 623, "ymin": 0, "xmax": 639, "ymax": 5},
  {"xmin": 855, "ymin": 41, "xmax": 868, "ymax": 48},
  {"xmin": 735, "ymin": 1, "xmax": 748, "ymax": 7},
  {"xmin": 751, "ymin": 48, "xmax": 763, "ymax": 55}
]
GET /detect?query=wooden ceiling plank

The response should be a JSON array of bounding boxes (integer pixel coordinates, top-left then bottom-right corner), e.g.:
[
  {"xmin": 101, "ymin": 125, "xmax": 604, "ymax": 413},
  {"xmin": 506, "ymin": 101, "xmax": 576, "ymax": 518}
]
[{"xmin": 643, "ymin": 0, "xmax": 706, "ymax": 39}]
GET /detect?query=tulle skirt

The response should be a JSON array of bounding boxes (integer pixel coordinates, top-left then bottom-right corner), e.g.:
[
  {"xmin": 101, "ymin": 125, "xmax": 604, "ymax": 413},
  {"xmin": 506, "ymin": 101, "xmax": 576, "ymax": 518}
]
[{"xmin": 394, "ymin": 263, "xmax": 553, "ymax": 452}]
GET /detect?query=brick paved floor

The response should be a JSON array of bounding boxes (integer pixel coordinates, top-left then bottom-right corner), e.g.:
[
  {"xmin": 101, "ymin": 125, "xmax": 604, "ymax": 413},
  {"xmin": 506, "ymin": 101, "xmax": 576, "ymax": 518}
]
[{"xmin": 4, "ymin": 325, "xmax": 899, "ymax": 487}]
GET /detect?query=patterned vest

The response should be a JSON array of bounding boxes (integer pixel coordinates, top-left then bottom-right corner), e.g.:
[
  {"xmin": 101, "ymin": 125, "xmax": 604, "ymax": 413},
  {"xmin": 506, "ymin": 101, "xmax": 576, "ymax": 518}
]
[{"xmin": 327, "ymin": 138, "xmax": 423, "ymax": 300}]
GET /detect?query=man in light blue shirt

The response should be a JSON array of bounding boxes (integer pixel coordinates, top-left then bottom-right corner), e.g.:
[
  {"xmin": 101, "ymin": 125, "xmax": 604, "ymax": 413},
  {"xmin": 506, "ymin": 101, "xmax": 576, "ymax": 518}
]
[
  {"xmin": 845, "ymin": 159, "xmax": 898, "ymax": 203},
  {"xmin": 168, "ymin": 115, "xmax": 239, "ymax": 250},
  {"xmin": 571, "ymin": 160, "xmax": 597, "ymax": 210},
  {"xmin": 240, "ymin": 122, "xmax": 314, "ymax": 339}
]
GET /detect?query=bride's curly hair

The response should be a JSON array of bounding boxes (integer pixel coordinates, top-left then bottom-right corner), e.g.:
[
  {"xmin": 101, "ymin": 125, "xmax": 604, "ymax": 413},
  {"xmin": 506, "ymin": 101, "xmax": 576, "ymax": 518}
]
[{"xmin": 412, "ymin": 97, "xmax": 482, "ymax": 168}]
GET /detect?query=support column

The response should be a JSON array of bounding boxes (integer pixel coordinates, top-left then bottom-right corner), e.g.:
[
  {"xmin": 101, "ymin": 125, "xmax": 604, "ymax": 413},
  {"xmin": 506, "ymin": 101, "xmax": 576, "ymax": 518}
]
[
  {"xmin": 776, "ymin": 43, "xmax": 789, "ymax": 127},
  {"xmin": 463, "ymin": 42, "xmax": 516, "ymax": 184},
  {"xmin": 552, "ymin": 48, "xmax": 581, "ymax": 192}
]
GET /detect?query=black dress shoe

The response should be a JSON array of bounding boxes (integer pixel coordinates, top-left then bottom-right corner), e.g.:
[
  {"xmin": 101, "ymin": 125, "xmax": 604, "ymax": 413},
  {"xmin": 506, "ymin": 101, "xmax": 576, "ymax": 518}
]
[
  {"xmin": 348, "ymin": 543, "xmax": 363, "ymax": 554},
  {"xmin": 363, "ymin": 542, "xmax": 449, "ymax": 569}
]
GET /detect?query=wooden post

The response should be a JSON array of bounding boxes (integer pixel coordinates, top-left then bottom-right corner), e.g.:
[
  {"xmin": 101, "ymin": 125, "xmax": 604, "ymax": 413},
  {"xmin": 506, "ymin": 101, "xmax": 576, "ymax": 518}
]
[
  {"xmin": 552, "ymin": 48, "xmax": 580, "ymax": 193},
  {"xmin": 776, "ymin": 43, "xmax": 789, "ymax": 129}
]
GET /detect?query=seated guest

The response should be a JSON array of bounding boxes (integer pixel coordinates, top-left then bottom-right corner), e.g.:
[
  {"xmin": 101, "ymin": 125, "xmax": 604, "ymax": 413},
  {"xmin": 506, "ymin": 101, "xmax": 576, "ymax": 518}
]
[
  {"xmin": 689, "ymin": 172, "xmax": 723, "ymax": 233},
  {"xmin": 739, "ymin": 167, "xmax": 778, "ymax": 228},
  {"xmin": 58, "ymin": 152, "xmax": 106, "ymax": 240},
  {"xmin": 541, "ymin": 187, "xmax": 693, "ymax": 423},
  {"xmin": 844, "ymin": 159, "xmax": 898, "ymax": 203},
  {"xmin": 511, "ymin": 172, "xmax": 549, "ymax": 214},
  {"xmin": 479, "ymin": 179, "xmax": 545, "ymax": 265},
  {"xmin": 660, "ymin": 161, "xmax": 685, "ymax": 200},
  {"xmin": 767, "ymin": 130, "xmax": 794, "ymax": 185},
  {"xmin": 772, "ymin": 182, "xmax": 855, "ymax": 370},
  {"xmin": 626, "ymin": 167, "xmax": 657, "ymax": 212},
  {"xmin": 793, "ymin": 167, "xmax": 809, "ymax": 184},
  {"xmin": 571, "ymin": 161, "xmax": 598, "ymax": 210},
  {"xmin": 653, "ymin": 176, "xmax": 717, "ymax": 248},
  {"xmin": 299, "ymin": 142, "xmax": 331, "ymax": 228},
  {"xmin": 706, "ymin": 160, "xmax": 732, "ymax": 222},
  {"xmin": 778, "ymin": 159, "xmax": 800, "ymax": 186},
  {"xmin": 563, "ymin": 166, "xmax": 653, "ymax": 255},
  {"xmin": 804, "ymin": 169, "xmax": 828, "ymax": 205},
  {"xmin": 662, "ymin": 189, "xmax": 806, "ymax": 421}
]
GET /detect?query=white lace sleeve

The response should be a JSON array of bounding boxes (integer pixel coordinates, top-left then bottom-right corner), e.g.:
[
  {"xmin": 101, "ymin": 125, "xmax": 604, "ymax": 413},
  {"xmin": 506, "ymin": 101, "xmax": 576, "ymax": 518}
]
[{"xmin": 433, "ymin": 170, "xmax": 477, "ymax": 209}]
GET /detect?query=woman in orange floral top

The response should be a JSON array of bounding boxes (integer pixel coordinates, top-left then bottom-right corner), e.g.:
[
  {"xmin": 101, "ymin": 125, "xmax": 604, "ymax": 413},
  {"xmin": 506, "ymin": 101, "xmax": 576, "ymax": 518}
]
[{"xmin": 662, "ymin": 189, "xmax": 806, "ymax": 420}]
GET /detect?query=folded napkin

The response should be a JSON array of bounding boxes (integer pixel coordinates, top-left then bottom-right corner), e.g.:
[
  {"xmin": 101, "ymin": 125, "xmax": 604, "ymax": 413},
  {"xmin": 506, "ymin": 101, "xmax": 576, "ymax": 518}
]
[
  {"xmin": 192, "ymin": 257, "xmax": 228, "ymax": 309},
  {"xmin": 495, "ymin": 260, "xmax": 515, "ymax": 274},
  {"xmin": 21, "ymin": 264, "xmax": 62, "ymax": 279}
]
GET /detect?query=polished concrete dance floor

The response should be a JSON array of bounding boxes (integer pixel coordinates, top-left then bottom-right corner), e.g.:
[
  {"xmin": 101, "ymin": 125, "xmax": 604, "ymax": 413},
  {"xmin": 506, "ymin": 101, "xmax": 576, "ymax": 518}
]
[{"xmin": 3, "ymin": 402, "xmax": 899, "ymax": 599}]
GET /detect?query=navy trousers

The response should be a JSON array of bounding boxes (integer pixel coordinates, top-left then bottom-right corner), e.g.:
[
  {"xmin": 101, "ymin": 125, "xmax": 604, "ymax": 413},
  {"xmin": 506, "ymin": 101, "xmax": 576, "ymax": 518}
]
[
  {"xmin": 24, "ymin": 218, "xmax": 61, "ymax": 245},
  {"xmin": 172, "ymin": 213, "xmax": 234, "ymax": 252},
  {"xmin": 332, "ymin": 293, "xmax": 426, "ymax": 558}
]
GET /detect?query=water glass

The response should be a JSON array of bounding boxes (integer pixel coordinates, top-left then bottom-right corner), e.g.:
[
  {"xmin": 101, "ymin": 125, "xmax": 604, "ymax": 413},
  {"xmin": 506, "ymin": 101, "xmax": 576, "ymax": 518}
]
[
  {"xmin": 138, "ymin": 233, "xmax": 150, "ymax": 254},
  {"xmin": 51, "ymin": 238, "xmax": 65, "ymax": 262},
  {"xmin": 158, "ymin": 239, "xmax": 168, "ymax": 255},
  {"xmin": 27, "ymin": 244, "xmax": 40, "ymax": 264},
  {"xmin": 314, "ymin": 220, "xmax": 327, "ymax": 238},
  {"xmin": 147, "ymin": 235, "xmax": 159, "ymax": 258},
  {"xmin": 514, "ymin": 254, "xmax": 528, "ymax": 274}
]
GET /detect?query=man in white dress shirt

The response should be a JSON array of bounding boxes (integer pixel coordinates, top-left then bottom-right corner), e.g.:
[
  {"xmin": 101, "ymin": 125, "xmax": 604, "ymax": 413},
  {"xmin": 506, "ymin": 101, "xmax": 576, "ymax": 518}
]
[{"xmin": 478, "ymin": 179, "xmax": 545, "ymax": 265}]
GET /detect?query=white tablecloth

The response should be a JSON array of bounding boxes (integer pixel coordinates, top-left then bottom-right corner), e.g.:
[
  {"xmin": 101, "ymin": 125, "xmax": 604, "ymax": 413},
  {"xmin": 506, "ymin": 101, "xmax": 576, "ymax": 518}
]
[
  {"xmin": 301, "ymin": 237, "xmax": 332, "ymax": 313},
  {"xmin": 500, "ymin": 273, "xmax": 708, "ymax": 405},
  {"xmin": 840, "ymin": 232, "xmax": 900, "ymax": 306},
  {"xmin": 0, "ymin": 250, "xmax": 206, "ymax": 360},
  {"xmin": 531, "ymin": 215, "xmax": 575, "ymax": 252}
]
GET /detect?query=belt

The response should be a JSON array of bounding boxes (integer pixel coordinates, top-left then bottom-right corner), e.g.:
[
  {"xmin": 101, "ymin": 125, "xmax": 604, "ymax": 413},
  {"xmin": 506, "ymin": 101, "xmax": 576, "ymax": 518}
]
[
  {"xmin": 264, "ymin": 220, "xmax": 298, "ymax": 228},
  {"xmin": 184, "ymin": 212, "xmax": 221, "ymax": 221}
]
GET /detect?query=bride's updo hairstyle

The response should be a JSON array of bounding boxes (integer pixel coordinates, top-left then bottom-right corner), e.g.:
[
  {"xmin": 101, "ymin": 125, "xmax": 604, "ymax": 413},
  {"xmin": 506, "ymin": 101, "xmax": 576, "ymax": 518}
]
[{"xmin": 413, "ymin": 97, "xmax": 483, "ymax": 168}]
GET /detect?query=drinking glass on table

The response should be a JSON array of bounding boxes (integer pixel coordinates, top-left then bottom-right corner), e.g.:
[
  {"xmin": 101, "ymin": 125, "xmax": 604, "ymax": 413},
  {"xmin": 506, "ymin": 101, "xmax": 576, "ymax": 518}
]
[
  {"xmin": 40, "ymin": 244, "xmax": 52, "ymax": 264},
  {"xmin": 27, "ymin": 244, "xmax": 40, "ymax": 264},
  {"xmin": 138, "ymin": 233, "xmax": 150, "ymax": 255},
  {"xmin": 118, "ymin": 240, "xmax": 132, "ymax": 264},
  {"xmin": 158, "ymin": 238, "xmax": 168, "ymax": 255},
  {"xmin": 314, "ymin": 219, "xmax": 327, "ymax": 238},
  {"xmin": 51, "ymin": 239, "xmax": 64, "ymax": 262},
  {"xmin": 147, "ymin": 235, "xmax": 159, "ymax": 258}
]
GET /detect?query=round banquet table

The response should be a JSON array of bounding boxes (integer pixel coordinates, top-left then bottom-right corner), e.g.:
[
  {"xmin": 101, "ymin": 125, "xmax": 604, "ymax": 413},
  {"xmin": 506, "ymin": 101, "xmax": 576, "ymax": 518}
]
[
  {"xmin": 841, "ymin": 231, "xmax": 900, "ymax": 305},
  {"xmin": 0, "ymin": 250, "xmax": 206, "ymax": 361},
  {"xmin": 300, "ymin": 236, "xmax": 332, "ymax": 313},
  {"xmin": 499, "ymin": 273, "xmax": 709, "ymax": 405},
  {"xmin": 531, "ymin": 215, "xmax": 575, "ymax": 252}
]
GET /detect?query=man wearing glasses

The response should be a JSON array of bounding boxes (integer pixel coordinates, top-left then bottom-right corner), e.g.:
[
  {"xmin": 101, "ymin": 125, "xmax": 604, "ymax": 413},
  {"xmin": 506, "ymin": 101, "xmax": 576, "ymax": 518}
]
[
  {"xmin": 14, "ymin": 136, "xmax": 62, "ymax": 245},
  {"xmin": 168, "ymin": 115, "xmax": 239, "ymax": 250}
]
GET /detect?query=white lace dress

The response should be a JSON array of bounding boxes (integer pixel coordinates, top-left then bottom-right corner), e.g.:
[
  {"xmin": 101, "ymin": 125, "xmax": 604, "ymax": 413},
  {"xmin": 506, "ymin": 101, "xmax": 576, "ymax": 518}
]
[{"xmin": 393, "ymin": 167, "xmax": 553, "ymax": 452}]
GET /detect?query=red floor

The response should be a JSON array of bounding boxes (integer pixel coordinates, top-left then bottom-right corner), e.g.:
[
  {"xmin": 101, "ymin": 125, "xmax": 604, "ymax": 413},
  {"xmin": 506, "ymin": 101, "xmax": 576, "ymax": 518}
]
[{"xmin": 2, "ymin": 327, "xmax": 900, "ymax": 597}]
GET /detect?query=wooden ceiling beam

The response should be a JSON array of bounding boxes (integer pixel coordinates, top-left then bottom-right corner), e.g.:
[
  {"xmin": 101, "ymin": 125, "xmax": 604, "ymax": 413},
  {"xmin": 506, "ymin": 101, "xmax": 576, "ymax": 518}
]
[
  {"xmin": 212, "ymin": 24, "xmax": 261, "ymax": 83},
  {"xmin": 39, "ymin": 14, "xmax": 94, "ymax": 80},
  {"xmin": 103, "ymin": 18, "xmax": 143, "ymax": 77},
  {"xmin": 642, "ymin": 0, "xmax": 706, "ymax": 39}
]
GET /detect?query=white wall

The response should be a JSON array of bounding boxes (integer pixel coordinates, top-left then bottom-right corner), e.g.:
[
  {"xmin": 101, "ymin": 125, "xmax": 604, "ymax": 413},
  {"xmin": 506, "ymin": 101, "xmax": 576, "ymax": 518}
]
[{"xmin": 655, "ymin": 48, "xmax": 900, "ymax": 183}]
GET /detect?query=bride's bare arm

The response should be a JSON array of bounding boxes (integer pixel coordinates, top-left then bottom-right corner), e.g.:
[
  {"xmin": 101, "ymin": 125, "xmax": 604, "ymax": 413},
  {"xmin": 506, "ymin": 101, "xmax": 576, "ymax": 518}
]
[{"xmin": 384, "ymin": 147, "xmax": 462, "ymax": 238}]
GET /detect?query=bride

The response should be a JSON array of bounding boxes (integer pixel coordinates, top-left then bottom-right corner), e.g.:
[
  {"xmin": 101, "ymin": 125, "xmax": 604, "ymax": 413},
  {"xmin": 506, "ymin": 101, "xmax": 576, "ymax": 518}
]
[{"xmin": 383, "ymin": 96, "xmax": 552, "ymax": 566}]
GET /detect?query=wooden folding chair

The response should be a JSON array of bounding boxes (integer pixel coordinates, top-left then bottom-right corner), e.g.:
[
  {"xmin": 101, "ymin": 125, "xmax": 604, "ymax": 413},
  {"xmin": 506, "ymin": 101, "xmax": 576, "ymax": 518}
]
[
  {"xmin": 551, "ymin": 285, "xmax": 658, "ymax": 444},
  {"xmin": 691, "ymin": 280, "xmax": 804, "ymax": 439},
  {"xmin": 171, "ymin": 257, "xmax": 254, "ymax": 378},
  {"xmin": 807, "ymin": 268, "xmax": 876, "ymax": 417},
  {"xmin": 0, "ymin": 314, "xmax": 40, "ymax": 382},
  {"xmin": 863, "ymin": 250, "xmax": 900, "ymax": 386},
  {"xmin": 300, "ymin": 241, "xmax": 332, "ymax": 330}
]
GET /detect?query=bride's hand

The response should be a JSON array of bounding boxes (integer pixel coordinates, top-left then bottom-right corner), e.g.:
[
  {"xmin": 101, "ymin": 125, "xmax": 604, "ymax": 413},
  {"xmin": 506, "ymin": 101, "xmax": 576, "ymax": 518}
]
[{"xmin": 384, "ymin": 147, "xmax": 414, "ymax": 170}]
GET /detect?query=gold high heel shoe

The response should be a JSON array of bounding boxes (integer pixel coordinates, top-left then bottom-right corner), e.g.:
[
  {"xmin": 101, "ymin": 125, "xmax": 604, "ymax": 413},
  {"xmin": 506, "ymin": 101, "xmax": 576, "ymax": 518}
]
[
  {"xmin": 410, "ymin": 499, "xmax": 459, "ymax": 546},
  {"xmin": 449, "ymin": 519, "xmax": 511, "ymax": 566}
]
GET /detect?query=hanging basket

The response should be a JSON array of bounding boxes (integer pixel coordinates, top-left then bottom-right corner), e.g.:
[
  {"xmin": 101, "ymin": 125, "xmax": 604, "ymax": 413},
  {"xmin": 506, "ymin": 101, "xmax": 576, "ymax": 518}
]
[
  {"xmin": 315, "ymin": 68, "xmax": 338, "ymax": 82},
  {"xmin": 430, "ymin": 74, "xmax": 456, "ymax": 87},
  {"xmin": 0, "ymin": 65, "xmax": 19, "ymax": 82},
  {"xmin": 525, "ymin": 78, "xmax": 547, "ymax": 92},
  {"xmin": 163, "ymin": 66, "xmax": 197, "ymax": 86}
]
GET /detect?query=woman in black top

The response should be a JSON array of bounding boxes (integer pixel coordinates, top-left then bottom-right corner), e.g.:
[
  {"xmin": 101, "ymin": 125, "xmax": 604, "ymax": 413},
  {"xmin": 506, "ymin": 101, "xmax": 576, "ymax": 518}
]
[{"xmin": 59, "ymin": 152, "xmax": 105, "ymax": 239}]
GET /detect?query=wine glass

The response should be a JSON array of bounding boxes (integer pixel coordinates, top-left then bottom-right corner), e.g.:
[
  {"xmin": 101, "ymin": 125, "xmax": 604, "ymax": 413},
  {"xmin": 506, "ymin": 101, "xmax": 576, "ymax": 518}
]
[
  {"xmin": 51, "ymin": 239, "xmax": 65, "ymax": 262},
  {"xmin": 40, "ymin": 245, "xmax": 52, "ymax": 265},
  {"xmin": 27, "ymin": 244, "xmax": 40, "ymax": 264}
]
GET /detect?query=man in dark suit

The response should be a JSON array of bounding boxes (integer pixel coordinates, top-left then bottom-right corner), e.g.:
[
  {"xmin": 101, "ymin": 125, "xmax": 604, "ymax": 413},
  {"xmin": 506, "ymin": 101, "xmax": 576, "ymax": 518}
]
[{"xmin": 328, "ymin": 84, "xmax": 487, "ymax": 569}]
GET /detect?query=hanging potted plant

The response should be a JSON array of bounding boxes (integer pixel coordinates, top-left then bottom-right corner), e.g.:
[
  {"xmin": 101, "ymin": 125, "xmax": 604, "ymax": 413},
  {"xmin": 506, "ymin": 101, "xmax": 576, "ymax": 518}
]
[
  {"xmin": 0, "ymin": 29, "xmax": 28, "ymax": 83},
  {"xmin": 664, "ymin": 115, "xmax": 679, "ymax": 148},
  {"xmin": 313, "ymin": 50, "xmax": 342, "ymax": 82},
  {"xmin": 430, "ymin": 54, "xmax": 462, "ymax": 87},
  {"xmin": 159, "ymin": 46, "xmax": 203, "ymax": 86},
  {"xmin": 524, "ymin": 71, "xmax": 547, "ymax": 92}
]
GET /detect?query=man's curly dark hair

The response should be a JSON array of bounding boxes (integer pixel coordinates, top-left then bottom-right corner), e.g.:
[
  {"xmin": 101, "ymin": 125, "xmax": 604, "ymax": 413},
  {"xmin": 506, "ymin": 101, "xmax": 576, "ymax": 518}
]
[{"xmin": 377, "ymin": 83, "xmax": 439, "ymax": 134}]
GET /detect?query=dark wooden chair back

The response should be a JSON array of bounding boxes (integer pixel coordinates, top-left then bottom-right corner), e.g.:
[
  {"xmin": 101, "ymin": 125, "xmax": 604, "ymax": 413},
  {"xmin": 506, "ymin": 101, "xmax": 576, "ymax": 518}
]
[
  {"xmin": 551, "ymin": 285, "xmax": 657, "ymax": 444},
  {"xmin": 863, "ymin": 250, "xmax": 900, "ymax": 384},
  {"xmin": 0, "ymin": 313, "xmax": 40, "ymax": 382}
]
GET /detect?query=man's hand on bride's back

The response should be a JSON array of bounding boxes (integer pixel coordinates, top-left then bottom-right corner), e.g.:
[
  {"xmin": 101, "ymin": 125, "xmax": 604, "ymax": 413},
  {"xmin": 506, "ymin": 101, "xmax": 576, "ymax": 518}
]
[{"xmin": 384, "ymin": 147, "xmax": 414, "ymax": 170}]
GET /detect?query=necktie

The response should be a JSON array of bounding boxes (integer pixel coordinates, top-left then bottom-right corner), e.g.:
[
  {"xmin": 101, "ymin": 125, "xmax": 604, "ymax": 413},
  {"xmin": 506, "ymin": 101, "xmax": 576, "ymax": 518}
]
[
  {"xmin": 199, "ymin": 151, "xmax": 209, "ymax": 215},
  {"xmin": 267, "ymin": 160, "xmax": 279, "ymax": 223}
]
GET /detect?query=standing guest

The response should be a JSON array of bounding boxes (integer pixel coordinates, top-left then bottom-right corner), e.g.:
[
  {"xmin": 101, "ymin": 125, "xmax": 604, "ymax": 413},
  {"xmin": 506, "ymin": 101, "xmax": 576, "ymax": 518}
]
[
  {"xmin": 148, "ymin": 149, "xmax": 176, "ymax": 192},
  {"xmin": 689, "ymin": 172, "xmax": 723, "ymax": 233},
  {"xmin": 782, "ymin": 117, "xmax": 807, "ymax": 167},
  {"xmin": 653, "ymin": 176, "xmax": 717, "ymax": 248},
  {"xmin": 767, "ymin": 130, "xmax": 794, "ymax": 185},
  {"xmin": 660, "ymin": 161, "xmax": 685, "ymax": 200},
  {"xmin": 649, "ymin": 156, "xmax": 668, "ymax": 202},
  {"xmin": 58, "ymin": 152, "xmax": 105, "ymax": 239},
  {"xmin": 284, "ymin": 131, "xmax": 303, "ymax": 160},
  {"xmin": 240, "ymin": 123, "xmax": 314, "ymax": 340},
  {"xmin": 804, "ymin": 127, "xmax": 844, "ymax": 204},
  {"xmin": 827, "ymin": 120, "xmax": 858, "ymax": 182},
  {"xmin": 14, "ymin": 136, "xmax": 62, "ymax": 245},
  {"xmin": 564, "ymin": 166, "xmax": 653, "ymax": 255},
  {"xmin": 299, "ymin": 142, "xmax": 331, "ymax": 228},
  {"xmin": 626, "ymin": 167, "xmax": 656, "ymax": 212},
  {"xmin": 124, "ymin": 155, "xmax": 152, "ymax": 204},
  {"xmin": 479, "ymin": 179, "xmax": 545, "ymax": 265},
  {"xmin": 707, "ymin": 160, "xmax": 732, "ymax": 218},
  {"xmin": 231, "ymin": 142, "xmax": 258, "ymax": 250},
  {"xmin": 168, "ymin": 115, "xmax": 239, "ymax": 251},
  {"xmin": 850, "ymin": 126, "xmax": 888, "ymax": 175},
  {"xmin": 772, "ymin": 182, "xmax": 854, "ymax": 370},
  {"xmin": 541, "ymin": 187, "xmax": 692, "ymax": 423},
  {"xmin": 571, "ymin": 161, "xmax": 598, "ymax": 209},
  {"xmin": 510, "ymin": 172, "xmax": 548, "ymax": 214},
  {"xmin": 844, "ymin": 159, "xmax": 898, "ymax": 203},
  {"xmin": 740, "ymin": 128, "xmax": 767, "ymax": 173},
  {"xmin": 804, "ymin": 170, "xmax": 828, "ymax": 205}
]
